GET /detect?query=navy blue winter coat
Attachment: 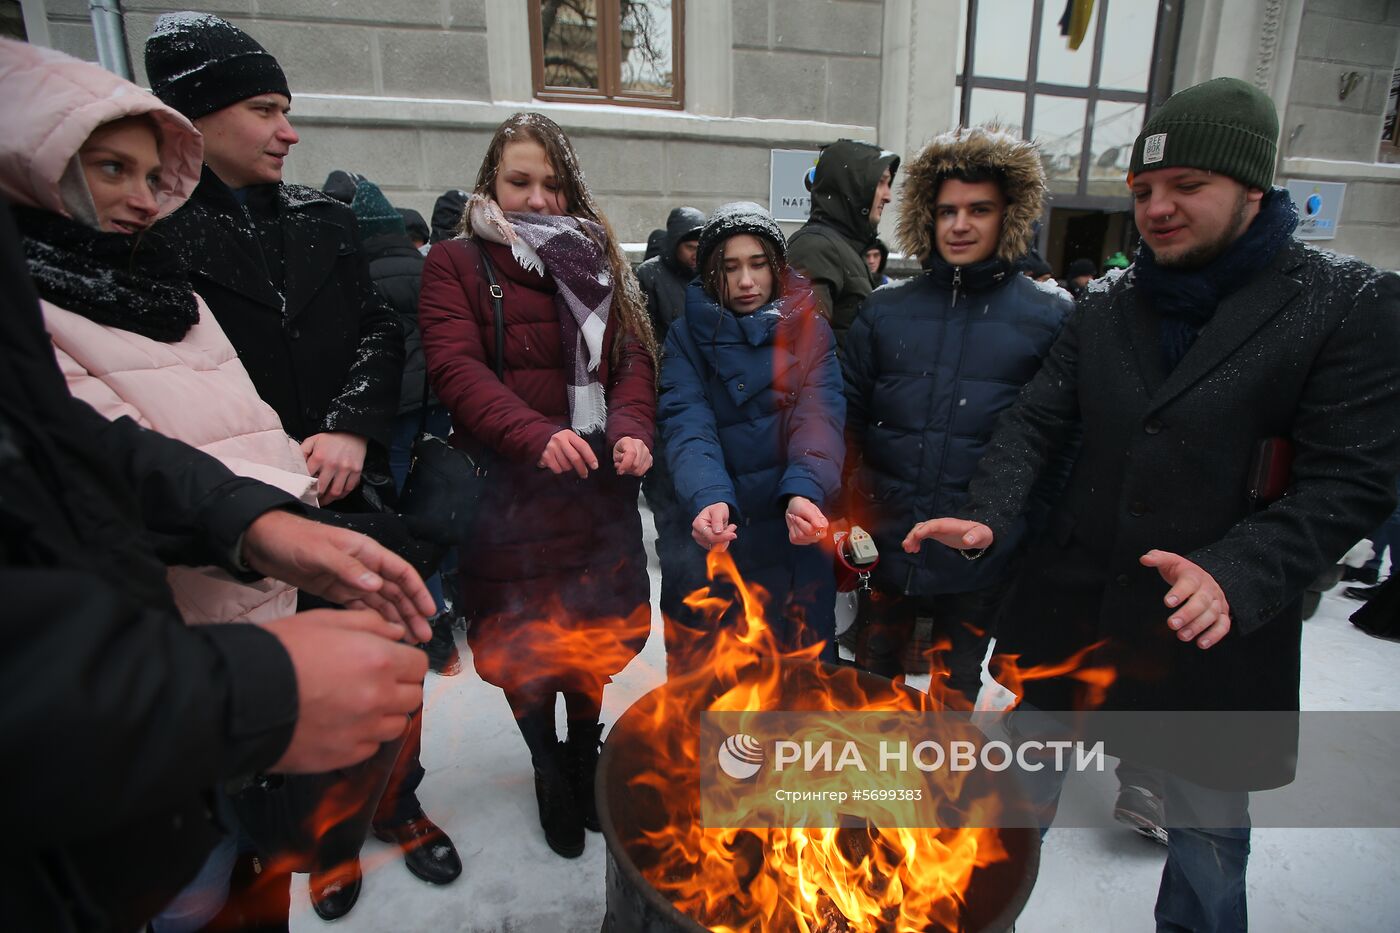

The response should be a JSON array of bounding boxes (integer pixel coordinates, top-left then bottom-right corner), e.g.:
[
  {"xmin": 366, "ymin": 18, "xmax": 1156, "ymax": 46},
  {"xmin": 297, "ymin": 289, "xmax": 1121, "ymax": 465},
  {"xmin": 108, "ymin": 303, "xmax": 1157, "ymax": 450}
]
[
  {"xmin": 659, "ymin": 275, "xmax": 846, "ymax": 647},
  {"xmin": 843, "ymin": 256, "xmax": 1073, "ymax": 597}
]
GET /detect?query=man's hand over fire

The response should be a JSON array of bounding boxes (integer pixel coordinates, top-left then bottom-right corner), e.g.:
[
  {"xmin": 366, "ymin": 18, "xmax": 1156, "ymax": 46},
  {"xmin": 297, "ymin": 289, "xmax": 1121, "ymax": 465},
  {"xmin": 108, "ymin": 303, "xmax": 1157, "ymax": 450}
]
[
  {"xmin": 902, "ymin": 518, "xmax": 995, "ymax": 553},
  {"xmin": 1139, "ymin": 549, "xmax": 1231, "ymax": 649},
  {"xmin": 693, "ymin": 502, "xmax": 738, "ymax": 551}
]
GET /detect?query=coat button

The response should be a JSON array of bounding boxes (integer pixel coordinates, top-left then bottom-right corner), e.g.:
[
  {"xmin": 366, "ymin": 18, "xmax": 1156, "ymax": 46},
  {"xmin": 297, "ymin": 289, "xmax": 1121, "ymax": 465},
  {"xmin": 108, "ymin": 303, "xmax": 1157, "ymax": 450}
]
[
  {"xmin": 1130, "ymin": 501, "xmax": 1148, "ymax": 516},
  {"xmin": 1144, "ymin": 418, "xmax": 1163, "ymax": 435},
  {"xmin": 304, "ymin": 407, "xmax": 318, "ymax": 421},
  {"xmin": 1115, "ymin": 574, "xmax": 1131, "ymax": 587},
  {"xmin": 287, "ymin": 327, "xmax": 300, "ymax": 339},
  {"xmin": 737, "ymin": 383, "xmax": 745, "ymax": 391}
]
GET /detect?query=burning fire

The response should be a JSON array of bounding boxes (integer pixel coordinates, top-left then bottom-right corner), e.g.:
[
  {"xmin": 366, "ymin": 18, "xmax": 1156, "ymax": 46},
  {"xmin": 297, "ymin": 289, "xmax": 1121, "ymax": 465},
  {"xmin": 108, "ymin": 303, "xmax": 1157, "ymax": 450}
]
[{"xmin": 617, "ymin": 550, "xmax": 1082, "ymax": 933}]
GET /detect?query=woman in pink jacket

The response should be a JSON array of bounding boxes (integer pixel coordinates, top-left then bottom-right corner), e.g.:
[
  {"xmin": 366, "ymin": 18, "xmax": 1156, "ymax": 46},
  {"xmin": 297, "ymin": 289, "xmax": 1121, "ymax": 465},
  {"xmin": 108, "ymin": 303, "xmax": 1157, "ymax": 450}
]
[{"xmin": 0, "ymin": 39, "xmax": 317, "ymax": 626}]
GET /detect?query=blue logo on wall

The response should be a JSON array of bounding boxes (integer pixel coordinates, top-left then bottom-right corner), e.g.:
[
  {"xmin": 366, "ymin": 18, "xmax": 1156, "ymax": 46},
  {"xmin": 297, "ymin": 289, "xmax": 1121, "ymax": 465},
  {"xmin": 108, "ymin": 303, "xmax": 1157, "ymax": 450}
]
[{"xmin": 1305, "ymin": 193, "xmax": 1323, "ymax": 216}]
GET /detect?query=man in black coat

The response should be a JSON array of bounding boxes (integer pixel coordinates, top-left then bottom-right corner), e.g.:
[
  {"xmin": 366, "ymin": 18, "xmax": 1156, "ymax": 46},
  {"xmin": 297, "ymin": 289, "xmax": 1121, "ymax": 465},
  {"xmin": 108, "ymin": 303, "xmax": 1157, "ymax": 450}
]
[
  {"xmin": 907, "ymin": 78, "xmax": 1400, "ymax": 930},
  {"xmin": 0, "ymin": 198, "xmax": 433, "ymax": 932},
  {"xmin": 146, "ymin": 15, "xmax": 403, "ymax": 514},
  {"xmin": 143, "ymin": 14, "xmax": 450, "ymax": 917}
]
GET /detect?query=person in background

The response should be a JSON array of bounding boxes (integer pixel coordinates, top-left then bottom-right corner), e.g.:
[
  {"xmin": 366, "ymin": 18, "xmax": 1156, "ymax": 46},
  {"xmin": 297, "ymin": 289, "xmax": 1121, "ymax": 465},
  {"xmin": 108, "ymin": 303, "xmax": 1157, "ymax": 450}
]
[
  {"xmin": 635, "ymin": 205, "xmax": 705, "ymax": 641},
  {"xmin": 843, "ymin": 124, "xmax": 1073, "ymax": 704},
  {"xmin": 864, "ymin": 237, "xmax": 892, "ymax": 286},
  {"xmin": 1017, "ymin": 250, "xmax": 1056, "ymax": 283},
  {"xmin": 430, "ymin": 187, "xmax": 468, "ymax": 244},
  {"xmin": 143, "ymin": 13, "xmax": 445, "ymax": 920},
  {"xmin": 1105, "ymin": 250, "xmax": 1131, "ymax": 270},
  {"xmin": 658, "ymin": 203, "xmax": 845, "ymax": 669},
  {"xmin": 1064, "ymin": 256, "xmax": 1097, "ymax": 298},
  {"xmin": 643, "ymin": 226, "xmax": 665, "ymax": 261},
  {"xmin": 419, "ymin": 111, "xmax": 657, "ymax": 861},
  {"xmin": 400, "ymin": 206, "xmax": 431, "ymax": 254},
  {"xmin": 787, "ymin": 139, "xmax": 899, "ymax": 349}
]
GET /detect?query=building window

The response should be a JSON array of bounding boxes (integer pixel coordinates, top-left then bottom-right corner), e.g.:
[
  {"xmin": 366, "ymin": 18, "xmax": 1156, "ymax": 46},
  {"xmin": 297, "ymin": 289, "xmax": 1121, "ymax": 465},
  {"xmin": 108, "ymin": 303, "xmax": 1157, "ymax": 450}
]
[
  {"xmin": 955, "ymin": 0, "xmax": 1175, "ymax": 204},
  {"xmin": 529, "ymin": 0, "xmax": 684, "ymax": 110}
]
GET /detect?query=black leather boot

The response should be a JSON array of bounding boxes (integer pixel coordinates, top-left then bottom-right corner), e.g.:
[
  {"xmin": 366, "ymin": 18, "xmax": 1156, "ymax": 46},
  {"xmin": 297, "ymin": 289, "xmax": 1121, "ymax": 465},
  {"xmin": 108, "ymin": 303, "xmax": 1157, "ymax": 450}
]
[
  {"xmin": 564, "ymin": 722, "xmax": 604, "ymax": 832},
  {"xmin": 533, "ymin": 748, "xmax": 584, "ymax": 858},
  {"xmin": 423, "ymin": 611, "xmax": 461, "ymax": 676},
  {"xmin": 372, "ymin": 806, "xmax": 463, "ymax": 885},
  {"xmin": 308, "ymin": 858, "xmax": 362, "ymax": 922}
]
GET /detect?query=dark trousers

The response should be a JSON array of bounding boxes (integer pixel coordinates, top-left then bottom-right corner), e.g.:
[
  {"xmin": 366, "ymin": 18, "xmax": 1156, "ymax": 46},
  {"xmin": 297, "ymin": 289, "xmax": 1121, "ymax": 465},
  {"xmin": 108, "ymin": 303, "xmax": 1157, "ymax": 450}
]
[
  {"xmin": 854, "ymin": 581, "xmax": 1010, "ymax": 700},
  {"xmin": 389, "ymin": 405, "xmax": 457, "ymax": 613},
  {"xmin": 374, "ymin": 705, "xmax": 425, "ymax": 827}
]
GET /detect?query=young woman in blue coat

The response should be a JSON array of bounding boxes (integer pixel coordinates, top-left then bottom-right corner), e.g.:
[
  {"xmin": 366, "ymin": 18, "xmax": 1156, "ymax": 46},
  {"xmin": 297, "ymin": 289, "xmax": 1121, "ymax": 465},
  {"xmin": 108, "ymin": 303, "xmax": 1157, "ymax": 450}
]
[{"xmin": 658, "ymin": 203, "xmax": 846, "ymax": 671}]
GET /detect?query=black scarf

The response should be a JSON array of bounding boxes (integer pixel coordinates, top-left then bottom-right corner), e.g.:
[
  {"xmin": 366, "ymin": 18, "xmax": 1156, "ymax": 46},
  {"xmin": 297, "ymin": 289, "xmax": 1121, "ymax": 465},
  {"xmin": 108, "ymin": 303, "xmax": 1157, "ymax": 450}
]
[
  {"xmin": 1133, "ymin": 186, "xmax": 1299, "ymax": 370},
  {"xmin": 16, "ymin": 206, "xmax": 198, "ymax": 343}
]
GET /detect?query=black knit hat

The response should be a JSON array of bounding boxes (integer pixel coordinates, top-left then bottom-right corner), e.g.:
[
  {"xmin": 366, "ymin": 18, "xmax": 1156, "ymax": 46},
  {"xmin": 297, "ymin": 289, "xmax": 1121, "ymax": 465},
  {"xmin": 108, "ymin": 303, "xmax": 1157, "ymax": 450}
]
[
  {"xmin": 145, "ymin": 12, "xmax": 290, "ymax": 120},
  {"xmin": 1128, "ymin": 77, "xmax": 1278, "ymax": 191},
  {"xmin": 696, "ymin": 201, "xmax": 786, "ymax": 272}
]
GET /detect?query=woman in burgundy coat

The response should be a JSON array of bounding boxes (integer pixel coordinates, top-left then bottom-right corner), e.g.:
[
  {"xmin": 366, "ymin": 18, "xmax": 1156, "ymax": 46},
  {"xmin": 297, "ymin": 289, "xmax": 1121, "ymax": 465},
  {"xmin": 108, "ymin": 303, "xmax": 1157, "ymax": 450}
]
[{"xmin": 418, "ymin": 112, "xmax": 658, "ymax": 858}]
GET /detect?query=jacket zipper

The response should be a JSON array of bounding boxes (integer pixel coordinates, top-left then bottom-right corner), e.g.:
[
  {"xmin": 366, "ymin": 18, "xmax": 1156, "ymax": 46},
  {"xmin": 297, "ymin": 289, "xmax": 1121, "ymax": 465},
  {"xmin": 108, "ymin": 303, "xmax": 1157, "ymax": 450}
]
[{"xmin": 951, "ymin": 266, "xmax": 962, "ymax": 306}]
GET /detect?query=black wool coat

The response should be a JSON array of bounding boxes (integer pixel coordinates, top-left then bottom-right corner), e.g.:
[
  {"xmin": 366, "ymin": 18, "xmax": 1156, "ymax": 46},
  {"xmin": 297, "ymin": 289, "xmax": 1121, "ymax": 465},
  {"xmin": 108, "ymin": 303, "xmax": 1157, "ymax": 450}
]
[
  {"xmin": 154, "ymin": 168, "xmax": 403, "ymax": 448},
  {"xmin": 965, "ymin": 241, "xmax": 1400, "ymax": 724},
  {"xmin": 0, "ymin": 203, "xmax": 300, "ymax": 930}
]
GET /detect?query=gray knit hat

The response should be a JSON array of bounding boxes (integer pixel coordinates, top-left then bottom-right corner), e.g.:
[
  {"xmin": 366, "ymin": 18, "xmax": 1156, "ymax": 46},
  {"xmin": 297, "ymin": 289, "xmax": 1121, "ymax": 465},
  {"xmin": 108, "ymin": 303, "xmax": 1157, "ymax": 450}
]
[{"xmin": 1128, "ymin": 77, "xmax": 1279, "ymax": 191}]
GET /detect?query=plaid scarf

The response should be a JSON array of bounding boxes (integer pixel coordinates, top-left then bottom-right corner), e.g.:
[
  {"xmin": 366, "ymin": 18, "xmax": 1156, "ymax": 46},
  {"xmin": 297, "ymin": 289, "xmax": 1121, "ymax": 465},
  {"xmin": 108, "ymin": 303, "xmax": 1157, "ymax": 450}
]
[{"xmin": 469, "ymin": 195, "xmax": 610, "ymax": 434}]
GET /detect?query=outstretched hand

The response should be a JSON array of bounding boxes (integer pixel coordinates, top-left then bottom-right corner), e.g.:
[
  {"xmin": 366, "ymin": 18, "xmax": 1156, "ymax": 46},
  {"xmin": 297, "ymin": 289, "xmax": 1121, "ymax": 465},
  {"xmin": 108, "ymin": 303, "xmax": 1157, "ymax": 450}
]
[
  {"xmin": 539, "ymin": 429, "xmax": 598, "ymax": 477},
  {"xmin": 693, "ymin": 502, "xmax": 738, "ymax": 551},
  {"xmin": 241, "ymin": 510, "xmax": 436, "ymax": 643},
  {"xmin": 1140, "ymin": 550, "xmax": 1231, "ymax": 649},
  {"xmin": 902, "ymin": 517, "xmax": 995, "ymax": 553},
  {"xmin": 613, "ymin": 436, "xmax": 653, "ymax": 477},
  {"xmin": 301, "ymin": 431, "xmax": 368, "ymax": 504},
  {"xmin": 785, "ymin": 496, "xmax": 829, "ymax": 545}
]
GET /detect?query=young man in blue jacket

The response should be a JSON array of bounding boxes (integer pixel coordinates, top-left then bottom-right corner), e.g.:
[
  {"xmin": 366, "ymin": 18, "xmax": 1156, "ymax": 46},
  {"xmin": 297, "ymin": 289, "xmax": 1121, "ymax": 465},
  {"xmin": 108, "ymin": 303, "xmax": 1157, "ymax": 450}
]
[{"xmin": 842, "ymin": 125, "xmax": 1073, "ymax": 702}]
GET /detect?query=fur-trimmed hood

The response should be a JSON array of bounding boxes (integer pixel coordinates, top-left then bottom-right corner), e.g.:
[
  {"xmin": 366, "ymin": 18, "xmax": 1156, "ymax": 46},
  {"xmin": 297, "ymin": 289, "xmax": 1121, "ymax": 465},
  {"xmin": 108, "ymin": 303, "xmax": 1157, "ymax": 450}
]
[{"xmin": 896, "ymin": 125, "xmax": 1045, "ymax": 264}]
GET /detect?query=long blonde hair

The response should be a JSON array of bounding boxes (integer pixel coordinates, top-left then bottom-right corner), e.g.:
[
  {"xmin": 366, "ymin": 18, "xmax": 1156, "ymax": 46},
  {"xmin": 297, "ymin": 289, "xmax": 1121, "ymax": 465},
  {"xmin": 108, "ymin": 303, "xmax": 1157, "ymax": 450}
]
[{"xmin": 469, "ymin": 112, "xmax": 658, "ymax": 370}]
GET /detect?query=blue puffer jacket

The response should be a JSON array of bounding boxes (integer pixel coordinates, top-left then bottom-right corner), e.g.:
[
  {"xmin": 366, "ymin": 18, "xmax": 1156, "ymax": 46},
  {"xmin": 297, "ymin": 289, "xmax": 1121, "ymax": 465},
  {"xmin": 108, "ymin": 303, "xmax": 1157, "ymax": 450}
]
[
  {"xmin": 659, "ymin": 275, "xmax": 846, "ymax": 641},
  {"xmin": 843, "ymin": 255, "xmax": 1073, "ymax": 597}
]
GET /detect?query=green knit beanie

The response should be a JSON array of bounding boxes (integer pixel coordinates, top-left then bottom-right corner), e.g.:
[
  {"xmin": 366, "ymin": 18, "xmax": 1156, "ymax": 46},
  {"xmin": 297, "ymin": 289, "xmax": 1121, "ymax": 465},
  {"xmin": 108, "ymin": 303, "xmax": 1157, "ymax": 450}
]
[
  {"xmin": 1128, "ymin": 77, "xmax": 1279, "ymax": 191},
  {"xmin": 350, "ymin": 178, "xmax": 406, "ymax": 239}
]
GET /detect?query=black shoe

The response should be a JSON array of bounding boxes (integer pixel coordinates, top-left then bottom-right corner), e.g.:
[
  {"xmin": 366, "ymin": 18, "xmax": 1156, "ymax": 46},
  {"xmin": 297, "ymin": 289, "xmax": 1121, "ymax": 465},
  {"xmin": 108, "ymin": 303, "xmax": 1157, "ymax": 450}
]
[
  {"xmin": 564, "ymin": 723, "xmax": 604, "ymax": 832},
  {"xmin": 534, "ymin": 749, "xmax": 585, "ymax": 858},
  {"xmin": 1113, "ymin": 784, "xmax": 1168, "ymax": 846},
  {"xmin": 309, "ymin": 859, "xmax": 362, "ymax": 922},
  {"xmin": 423, "ymin": 611, "xmax": 461, "ymax": 676},
  {"xmin": 1345, "ymin": 585, "xmax": 1382, "ymax": 601},
  {"xmin": 373, "ymin": 808, "xmax": 463, "ymax": 885}
]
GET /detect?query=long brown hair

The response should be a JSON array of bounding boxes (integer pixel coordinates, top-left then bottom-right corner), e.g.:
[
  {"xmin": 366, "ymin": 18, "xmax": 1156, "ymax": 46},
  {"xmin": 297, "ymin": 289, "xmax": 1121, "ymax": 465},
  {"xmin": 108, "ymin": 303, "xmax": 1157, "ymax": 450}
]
[{"xmin": 469, "ymin": 112, "xmax": 658, "ymax": 370}]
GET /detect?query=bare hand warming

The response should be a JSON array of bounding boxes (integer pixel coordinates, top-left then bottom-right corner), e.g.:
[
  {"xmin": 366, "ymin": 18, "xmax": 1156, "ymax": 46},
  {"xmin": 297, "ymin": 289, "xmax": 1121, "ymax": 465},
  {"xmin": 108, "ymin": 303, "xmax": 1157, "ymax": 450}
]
[
  {"xmin": 242, "ymin": 510, "xmax": 436, "ymax": 643},
  {"xmin": 301, "ymin": 431, "xmax": 369, "ymax": 504},
  {"xmin": 785, "ymin": 496, "xmax": 829, "ymax": 545},
  {"xmin": 693, "ymin": 502, "xmax": 738, "ymax": 551},
  {"xmin": 266, "ymin": 609, "xmax": 428, "ymax": 773},
  {"xmin": 539, "ymin": 429, "xmax": 598, "ymax": 477},
  {"xmin": 612, "ymin": 436, "xmax": 653, "ymax": 477},
  {"xmin": 902, "ymin": 517, "xmax": 995, "ymax": 553},
  {"xmin": 1140, "ymin": 549, "xmax": 1232, "ymax": 649}
]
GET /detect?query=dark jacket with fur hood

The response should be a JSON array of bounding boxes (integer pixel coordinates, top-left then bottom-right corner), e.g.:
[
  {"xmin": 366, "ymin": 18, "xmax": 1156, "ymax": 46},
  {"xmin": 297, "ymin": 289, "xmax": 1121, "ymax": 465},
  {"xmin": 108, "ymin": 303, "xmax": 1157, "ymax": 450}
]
[
  {"xmin": 843, "ymin": 125, "xmax": 1072, "ymax": 598},
  {"xmin": 788, "ymin": 140, "xmax": 899, "ymax": 347}
]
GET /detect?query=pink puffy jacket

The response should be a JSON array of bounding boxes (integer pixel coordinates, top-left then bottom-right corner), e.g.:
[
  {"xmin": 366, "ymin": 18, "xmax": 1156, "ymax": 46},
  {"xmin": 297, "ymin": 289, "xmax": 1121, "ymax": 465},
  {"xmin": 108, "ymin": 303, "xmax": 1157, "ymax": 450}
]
[{"xmin": 0, "ymin": 39, "xmax": 317, "ymax": 623}]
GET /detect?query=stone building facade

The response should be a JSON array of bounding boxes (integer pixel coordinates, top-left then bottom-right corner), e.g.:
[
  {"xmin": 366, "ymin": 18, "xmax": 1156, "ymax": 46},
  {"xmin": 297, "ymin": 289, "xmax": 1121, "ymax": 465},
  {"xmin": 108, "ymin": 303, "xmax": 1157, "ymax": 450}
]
[{"xmin": 15, "ymin": 0, "xmax": 1400, "ymax": 269}]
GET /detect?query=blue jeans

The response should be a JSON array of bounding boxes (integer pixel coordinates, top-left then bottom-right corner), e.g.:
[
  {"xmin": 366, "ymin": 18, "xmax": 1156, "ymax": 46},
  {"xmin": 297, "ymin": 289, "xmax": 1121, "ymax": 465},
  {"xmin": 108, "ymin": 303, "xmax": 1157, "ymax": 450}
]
[
  {"xmin": 1009, "ymin": 708, "xmax": 1251, "ymax": 933},
  {"xmin": 390, "ymin": 406, "xmax": 456, "ymax": 613},
  {"xmin": 1363, "ymin": 477, "xmax": 1400, "ymax": 576}
]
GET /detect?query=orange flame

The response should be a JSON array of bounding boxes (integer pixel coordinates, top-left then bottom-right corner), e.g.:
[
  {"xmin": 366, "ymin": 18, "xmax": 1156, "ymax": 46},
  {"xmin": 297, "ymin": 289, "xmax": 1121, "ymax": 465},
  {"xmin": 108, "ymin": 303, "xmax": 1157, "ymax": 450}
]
[{"xmin": 615, "ymin": 550, "xmax": 1023, "ymax": 932}]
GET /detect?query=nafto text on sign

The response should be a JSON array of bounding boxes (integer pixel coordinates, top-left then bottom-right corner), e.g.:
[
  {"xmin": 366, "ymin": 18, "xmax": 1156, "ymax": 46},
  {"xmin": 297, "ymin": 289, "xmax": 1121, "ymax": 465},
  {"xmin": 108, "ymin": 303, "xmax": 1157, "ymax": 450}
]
[{"xmin": 769, "ymin": 149, "xmax": 820, "ymax": 222}]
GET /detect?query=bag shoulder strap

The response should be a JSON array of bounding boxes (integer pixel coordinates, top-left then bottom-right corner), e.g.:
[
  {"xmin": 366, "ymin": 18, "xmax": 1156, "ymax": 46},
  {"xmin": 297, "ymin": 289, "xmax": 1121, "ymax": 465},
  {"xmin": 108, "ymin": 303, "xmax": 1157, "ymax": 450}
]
[{"xmin": 416, "ymin": 238, "xmax": 507, "ymax": 436}]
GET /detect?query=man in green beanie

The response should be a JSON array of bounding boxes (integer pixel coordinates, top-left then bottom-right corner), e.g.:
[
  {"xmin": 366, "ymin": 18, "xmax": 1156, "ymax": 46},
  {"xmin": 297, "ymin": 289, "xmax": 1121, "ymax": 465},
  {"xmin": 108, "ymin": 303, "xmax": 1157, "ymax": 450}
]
[{"xmin": 904, "ymin": 77, "xmax": 1400, "ymax": 930}]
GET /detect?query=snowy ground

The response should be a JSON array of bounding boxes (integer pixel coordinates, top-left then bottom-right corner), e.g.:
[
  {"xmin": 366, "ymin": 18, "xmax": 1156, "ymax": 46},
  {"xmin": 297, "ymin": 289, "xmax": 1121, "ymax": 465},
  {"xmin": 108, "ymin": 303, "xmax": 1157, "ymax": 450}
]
[{"xmin": 290, "ymin": 505, "xmax": 1400, "ymax": 932}]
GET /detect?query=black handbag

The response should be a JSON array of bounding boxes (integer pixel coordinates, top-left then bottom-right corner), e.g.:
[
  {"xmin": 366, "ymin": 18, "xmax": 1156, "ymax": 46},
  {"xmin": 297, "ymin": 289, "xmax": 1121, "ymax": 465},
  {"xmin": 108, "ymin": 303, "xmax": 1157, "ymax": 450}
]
[{"xmin": 397, "ymin": 242, "xmax": 506, "ymax": 546}]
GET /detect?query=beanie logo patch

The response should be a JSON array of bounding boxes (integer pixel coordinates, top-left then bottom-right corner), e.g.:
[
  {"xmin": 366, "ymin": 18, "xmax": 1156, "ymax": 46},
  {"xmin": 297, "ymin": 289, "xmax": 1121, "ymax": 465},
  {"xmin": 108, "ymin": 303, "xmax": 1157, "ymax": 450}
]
[{"xmin": 1143, "ymin": 133, "xmax": 1167, "ymax": 164}]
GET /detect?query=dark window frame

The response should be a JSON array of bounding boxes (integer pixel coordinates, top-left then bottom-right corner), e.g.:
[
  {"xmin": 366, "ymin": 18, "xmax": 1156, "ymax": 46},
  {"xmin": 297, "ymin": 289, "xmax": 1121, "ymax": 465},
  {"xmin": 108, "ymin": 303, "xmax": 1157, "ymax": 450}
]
[
  {"xmin": 955, "ymin": 0, "xmax": 1182, "ymax": 254},
  {"xmin": 528, "ymin": 0, "xmax": 686, "ymax": 110}
]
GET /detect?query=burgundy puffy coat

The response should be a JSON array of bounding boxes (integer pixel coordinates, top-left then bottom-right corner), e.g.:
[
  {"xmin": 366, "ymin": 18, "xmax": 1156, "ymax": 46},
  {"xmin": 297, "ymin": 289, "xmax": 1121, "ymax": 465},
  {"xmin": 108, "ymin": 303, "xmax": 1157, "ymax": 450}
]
[{"xmin": 419, "ymin": 237, "xmax": 656, "ymax": 690}]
